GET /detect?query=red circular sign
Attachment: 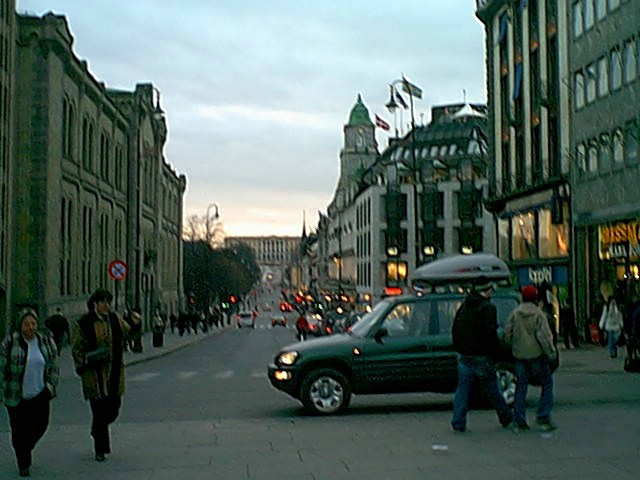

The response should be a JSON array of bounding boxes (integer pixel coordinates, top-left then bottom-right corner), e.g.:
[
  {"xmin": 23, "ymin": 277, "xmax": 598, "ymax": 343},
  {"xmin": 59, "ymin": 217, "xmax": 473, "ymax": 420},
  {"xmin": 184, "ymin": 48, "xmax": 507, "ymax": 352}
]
[{"xmin": 108, "ymin": 259, "xmax": 128, "ymax": 281}]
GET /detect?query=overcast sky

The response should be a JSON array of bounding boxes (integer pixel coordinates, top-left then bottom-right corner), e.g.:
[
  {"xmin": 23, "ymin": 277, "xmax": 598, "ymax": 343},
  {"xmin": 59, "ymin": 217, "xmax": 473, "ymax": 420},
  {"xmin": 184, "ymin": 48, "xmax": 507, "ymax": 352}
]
[{"xmin": 17, "ymin": 0, "xmax": 487, "ymax": 237}]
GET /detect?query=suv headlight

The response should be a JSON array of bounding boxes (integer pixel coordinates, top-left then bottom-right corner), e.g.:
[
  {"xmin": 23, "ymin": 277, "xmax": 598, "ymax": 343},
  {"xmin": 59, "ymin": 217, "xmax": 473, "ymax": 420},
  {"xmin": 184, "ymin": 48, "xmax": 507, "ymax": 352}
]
[{"xmin": 277, "ymin": 351, "xmax": 299, "ymax": 366}]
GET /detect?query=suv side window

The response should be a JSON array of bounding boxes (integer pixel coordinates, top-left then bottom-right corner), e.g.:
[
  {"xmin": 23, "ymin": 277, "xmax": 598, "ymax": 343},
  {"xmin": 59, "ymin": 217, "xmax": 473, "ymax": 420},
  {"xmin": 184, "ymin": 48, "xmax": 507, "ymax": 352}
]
[{"xmin": 382, "ymin": 304, "xmax": 412, "ymax": 337}]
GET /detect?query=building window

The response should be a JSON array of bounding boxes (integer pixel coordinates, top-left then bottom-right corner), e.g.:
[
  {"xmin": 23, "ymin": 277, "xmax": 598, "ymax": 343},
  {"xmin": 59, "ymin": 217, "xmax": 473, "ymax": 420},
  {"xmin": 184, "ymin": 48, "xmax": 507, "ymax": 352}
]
[
  {"xmin": 625, "ymin": 120, "xmax": 639, "ymax": 165},
  {"xmin": 586, "ymin": 63, "xmax": 597, "ymax": 104},
  {"xmin": 539, "ymin": 208, "xmax": 569, "ymax": 258},
  {"xmin": 597, "ymin": 56, "xmax": 609, "ymax": 97},
  {"xmin": 599, "ymin": 134, "xmax": 611, "ymax": 172},
  {"xmin": 613, "ymin": 129, "xmax": 624, "ymax": 164},
  {"xmin": 62, "ymin": 97, "xmax": 75, "ymax": 160},
  {"xmin": 623, "ymin": 40, "xmax": 637, "ymax": 85},
  {"xmin": 512, "ymin": 212, "xmax": 537, "ymax": 260},
  {"xmin": 611, "ymin": 48, "xmax": 623, "ymax": 90},
  {"xmin": 572, "ymin": 1, "xmax": 584, "ymax": 38},
  {"xmin": 574, "ymin": 71, "xmax": 585, "ymax": 110},
  {"xmin": 588, "ymin": 141, "xmax": 599, "ymax": 172},
  {"xmin": 595, "ymin": 0, "xmax": 606, "ymax": 20},
  {"xmin": 576, "ymin": 143, "xmax": 587, "ymax": 175},
  {"xmin": 584, "ymin": 0, "xmax": 595, "ymax": 31}
]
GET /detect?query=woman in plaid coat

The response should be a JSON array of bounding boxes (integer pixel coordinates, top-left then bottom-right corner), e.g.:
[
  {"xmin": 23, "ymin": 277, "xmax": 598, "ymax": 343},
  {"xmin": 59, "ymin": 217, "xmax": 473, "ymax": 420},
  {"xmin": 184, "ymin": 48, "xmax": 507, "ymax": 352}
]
[{"xmin": 0, "ymin": 308, "xmax": 59, "ymax": 477}]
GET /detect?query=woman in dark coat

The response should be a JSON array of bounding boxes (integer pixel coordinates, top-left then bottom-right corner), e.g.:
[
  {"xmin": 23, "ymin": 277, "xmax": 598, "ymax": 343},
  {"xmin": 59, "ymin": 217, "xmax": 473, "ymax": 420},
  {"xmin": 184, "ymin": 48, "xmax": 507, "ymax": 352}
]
[{"xmin": 72, "ymin": 289, "xmax": 129, "ymax": 462}]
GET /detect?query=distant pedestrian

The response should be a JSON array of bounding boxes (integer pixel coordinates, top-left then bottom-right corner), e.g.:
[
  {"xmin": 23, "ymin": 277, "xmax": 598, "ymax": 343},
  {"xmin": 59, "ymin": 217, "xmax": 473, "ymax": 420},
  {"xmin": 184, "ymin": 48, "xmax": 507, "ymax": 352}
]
[
  {"xmin": 44, "ymin": 307, "xmax": 70, "ymax": 353},
  {"xmin": 0, "ymin": 308, "xmax": 59, "ymax": 477},
  {"xmin": 599, "ymin": 296, "xmax": 624, "ymax": 358},
  {"xmin": 504, "ymin": 286, "xmax": 558, "ymax": 432},
  {"xmin": 450, "ymin": 277, "xmax": 513, "ymax": 433},
  {"xmin": 126, "ymin": 308, "xmax": 143, "ymax": 353},
  {"xmin": 559, "ymin": 295, "xmax": 579, "ymax": 349},
  {"xmin": 72, "ymin": 289, "xmax": 130, "ymax": 462},
  {"xmin": 169, "ymin": 314, "xmax": 178, "ymax": 335}
]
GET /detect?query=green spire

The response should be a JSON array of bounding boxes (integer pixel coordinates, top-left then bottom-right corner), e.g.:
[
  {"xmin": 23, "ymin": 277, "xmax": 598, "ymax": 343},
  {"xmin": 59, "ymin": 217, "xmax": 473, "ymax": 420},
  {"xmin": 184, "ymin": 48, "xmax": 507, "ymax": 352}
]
[{"xmin": 347, "ymin": 94, "xmax": 373, "ymax": 126}]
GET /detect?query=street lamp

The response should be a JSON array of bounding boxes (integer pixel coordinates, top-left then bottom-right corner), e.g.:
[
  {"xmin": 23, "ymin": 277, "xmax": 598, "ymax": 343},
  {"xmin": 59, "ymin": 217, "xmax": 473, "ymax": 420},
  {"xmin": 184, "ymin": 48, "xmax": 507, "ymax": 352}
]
[{"xmin": 386, "ymin": 76, "xmax": 423, "ymax": 268}]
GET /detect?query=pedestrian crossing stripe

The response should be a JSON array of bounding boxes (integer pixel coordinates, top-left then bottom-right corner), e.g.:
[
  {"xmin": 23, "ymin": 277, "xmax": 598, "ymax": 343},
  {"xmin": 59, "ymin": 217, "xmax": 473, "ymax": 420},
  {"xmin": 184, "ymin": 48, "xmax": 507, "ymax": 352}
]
[
  {"xmin": 126, "ymin": 370, "xmax": 267, "ymax": 382},
  {"xmin": 129, "ymin": 372, "xmax": 160, "ymax": 382},
  {"xmin": 214, "ymin": 370, "xmax": 234, "ymax": 379},
  {"xmin": 178, "ymin": 371, "xmax": 197, "ymax": 379}
]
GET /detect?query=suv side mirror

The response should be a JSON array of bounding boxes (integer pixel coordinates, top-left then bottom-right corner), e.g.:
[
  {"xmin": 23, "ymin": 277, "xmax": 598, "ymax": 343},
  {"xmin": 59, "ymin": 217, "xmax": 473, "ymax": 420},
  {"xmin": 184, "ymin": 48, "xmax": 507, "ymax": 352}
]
[{"xmin": 374, "ymin": 327, "xmax": 388, "ymax": 344}]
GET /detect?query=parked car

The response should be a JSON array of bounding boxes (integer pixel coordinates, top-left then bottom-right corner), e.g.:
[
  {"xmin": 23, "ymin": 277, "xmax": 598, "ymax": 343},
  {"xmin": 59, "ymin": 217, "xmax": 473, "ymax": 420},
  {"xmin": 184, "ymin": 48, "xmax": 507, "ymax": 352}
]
[
  {"xmin": 236, "ymin": 311, "xmax": 256, "ymax": 328},
  {"xmin": 268, "ymin": 253, "xmax": 521, "ymax": 415}
]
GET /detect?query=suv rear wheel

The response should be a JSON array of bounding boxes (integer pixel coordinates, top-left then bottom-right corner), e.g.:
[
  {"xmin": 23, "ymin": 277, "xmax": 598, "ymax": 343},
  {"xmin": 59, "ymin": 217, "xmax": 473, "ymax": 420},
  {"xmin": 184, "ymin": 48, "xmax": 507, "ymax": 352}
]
[{"xmin": 300, "ymin": 368, "xmax": 351, "ymax": 415}]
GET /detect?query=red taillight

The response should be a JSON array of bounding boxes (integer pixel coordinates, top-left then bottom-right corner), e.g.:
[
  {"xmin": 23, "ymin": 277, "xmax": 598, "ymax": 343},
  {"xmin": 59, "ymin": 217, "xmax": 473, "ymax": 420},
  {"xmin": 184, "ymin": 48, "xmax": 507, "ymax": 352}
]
[{"xmin": 325, "ymin": 326, "xmax": 332, "ymax": 334}]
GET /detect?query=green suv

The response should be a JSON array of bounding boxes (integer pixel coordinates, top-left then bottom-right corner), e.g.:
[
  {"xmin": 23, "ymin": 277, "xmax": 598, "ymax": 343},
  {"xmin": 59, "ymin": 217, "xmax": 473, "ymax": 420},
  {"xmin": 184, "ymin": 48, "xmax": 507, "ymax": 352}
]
[{"xmin": 268, "ymin": 254, "xmax": 521, "ymax": 415}]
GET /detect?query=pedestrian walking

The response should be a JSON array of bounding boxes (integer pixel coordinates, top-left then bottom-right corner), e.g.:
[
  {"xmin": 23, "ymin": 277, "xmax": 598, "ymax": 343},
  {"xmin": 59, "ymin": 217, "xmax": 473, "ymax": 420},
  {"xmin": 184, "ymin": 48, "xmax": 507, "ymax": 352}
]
[
  {"xmin": 559, "ymin": 295, "xmax": 579, "ymax": 349},
  {"xmin": 0, "ymin": 308, "xmax": 59, "ymax": 477},
  {"xmin": 504, "ymin": 286, "xmax": 558, "ymax": 432},
  {"xmin": 169, "ymin": 313, "xmax": 178, "ymax": 335},
  {"xmin": 599, "ymin": 296, "xmax": 624, "ymax": 358},
  {"xmin": 125, "ymin": 308, "xmax": 143, "ymax": 353},
  {"xmin": 44, "ymin": 307, "xmax": 70, "ymax": 353},
  {"xmin": 71, "ymin": 289, "xmax": 130, "ymax": 462},
  {"xmin": 450, "ymin": 277, "xmax": 513, "ymax": 433}
]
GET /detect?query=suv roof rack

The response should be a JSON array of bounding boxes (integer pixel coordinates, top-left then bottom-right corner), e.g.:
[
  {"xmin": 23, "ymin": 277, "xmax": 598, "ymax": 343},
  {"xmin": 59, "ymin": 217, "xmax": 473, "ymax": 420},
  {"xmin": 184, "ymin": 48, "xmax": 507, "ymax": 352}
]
[{"xmin": 411, "ymin": 253, "xmax": 511, "ymax": 292}]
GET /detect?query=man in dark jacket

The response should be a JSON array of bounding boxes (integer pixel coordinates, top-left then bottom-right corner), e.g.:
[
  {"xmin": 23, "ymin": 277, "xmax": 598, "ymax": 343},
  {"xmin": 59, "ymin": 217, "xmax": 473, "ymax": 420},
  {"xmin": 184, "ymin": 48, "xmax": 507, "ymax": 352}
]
[{"xmin": 450, "ymin": 277, "xmax": 512, "ymax": 432}]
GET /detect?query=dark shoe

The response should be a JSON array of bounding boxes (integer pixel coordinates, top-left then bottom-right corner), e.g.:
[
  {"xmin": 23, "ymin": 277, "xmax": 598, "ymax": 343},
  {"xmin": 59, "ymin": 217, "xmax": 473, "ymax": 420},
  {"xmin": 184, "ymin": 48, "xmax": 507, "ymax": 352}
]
[
  {"xmin": 537, "ymin": 420, "xmax": 557, "ymax": 432},
  {"xmin": 513, "ymin": 423, "xmax": 530, "ymax": 433},
  {"xmin": 450, "ymin": 425, "xmax": 466, "ymax": 433},
  {"xmin": 95, "ymin": 453, "xmax": 106, "ymax": 462},
  {"xmin": 19, "ymin": 467, "xmax": 30, "ymax": 477}
]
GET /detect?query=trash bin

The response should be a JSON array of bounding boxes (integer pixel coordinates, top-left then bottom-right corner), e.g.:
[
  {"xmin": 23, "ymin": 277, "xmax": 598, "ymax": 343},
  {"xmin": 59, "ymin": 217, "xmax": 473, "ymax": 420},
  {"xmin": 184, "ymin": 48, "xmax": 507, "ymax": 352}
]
[{"xmin": 153, "ymin": 327, "xmax": 164, "ymax": 347}]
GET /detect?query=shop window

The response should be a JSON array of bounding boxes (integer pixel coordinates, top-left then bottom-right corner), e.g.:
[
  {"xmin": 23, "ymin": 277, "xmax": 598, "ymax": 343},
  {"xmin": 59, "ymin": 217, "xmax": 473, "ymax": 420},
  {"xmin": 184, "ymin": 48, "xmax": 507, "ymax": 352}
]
[
  {"xmin": 572, "ymin": 1, "xmax": 584, "ymax": 38},
  {"xmin": 539, "ymin": 208, "xmax": 569, "ymax": 258},
  {"xmin": 512, "ymin": 212, "xmax": 537, "ymax": 260},
  {"xmin": 574, "ymin": 71, "xmax": 585, "ymax": 110},
  {"xmin": 597, "ymin": 56, "xmax": 609, "ymax": 98},
  {"xmin": 498, "ymin": 218, "xmax": 510, "ymax": 260}
]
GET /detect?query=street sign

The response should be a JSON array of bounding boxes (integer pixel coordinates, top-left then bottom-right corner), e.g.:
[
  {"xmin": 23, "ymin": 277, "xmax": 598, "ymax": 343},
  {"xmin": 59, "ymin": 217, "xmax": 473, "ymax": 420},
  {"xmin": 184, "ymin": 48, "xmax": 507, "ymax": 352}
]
[{"xmin": 108, "ymin": 259, "xmax": 128, "ymax": 281}]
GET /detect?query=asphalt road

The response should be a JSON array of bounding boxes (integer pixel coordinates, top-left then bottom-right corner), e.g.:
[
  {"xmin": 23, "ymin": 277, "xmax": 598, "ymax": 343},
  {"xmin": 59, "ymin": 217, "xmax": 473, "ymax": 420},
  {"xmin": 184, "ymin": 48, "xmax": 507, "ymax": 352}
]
[{"xmin": 1, "ymin": 304, "xmax": 639, "ymax": 479}]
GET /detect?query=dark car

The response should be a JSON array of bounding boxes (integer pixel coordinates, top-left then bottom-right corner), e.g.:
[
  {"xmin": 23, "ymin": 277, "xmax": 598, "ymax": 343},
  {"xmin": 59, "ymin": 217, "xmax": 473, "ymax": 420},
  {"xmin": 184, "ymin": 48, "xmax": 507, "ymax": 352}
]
[{"xmin": 267, "ymin": 253, "xmax": 521, "ymax": 415}]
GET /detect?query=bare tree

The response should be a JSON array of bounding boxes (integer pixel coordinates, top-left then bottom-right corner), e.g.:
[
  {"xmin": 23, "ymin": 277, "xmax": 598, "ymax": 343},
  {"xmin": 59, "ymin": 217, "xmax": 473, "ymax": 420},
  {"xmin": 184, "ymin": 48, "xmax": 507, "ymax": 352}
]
[{"xmin": 182, "ymin": 203, "xmax": 225, "ymax": 248}]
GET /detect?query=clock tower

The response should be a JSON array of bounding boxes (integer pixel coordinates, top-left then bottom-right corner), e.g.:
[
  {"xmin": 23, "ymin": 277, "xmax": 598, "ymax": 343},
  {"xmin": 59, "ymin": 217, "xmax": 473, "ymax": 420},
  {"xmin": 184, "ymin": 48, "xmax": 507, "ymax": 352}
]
[{"xmin": 338, "ymin": 94, "xmax": 377, "ymax": 190}]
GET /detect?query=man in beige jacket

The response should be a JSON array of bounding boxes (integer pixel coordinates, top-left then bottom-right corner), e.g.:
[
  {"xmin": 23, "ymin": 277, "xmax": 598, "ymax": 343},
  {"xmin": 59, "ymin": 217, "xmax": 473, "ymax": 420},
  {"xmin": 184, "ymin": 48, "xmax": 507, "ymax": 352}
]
[{"xmin": 504, "ymin": 285, "xmax": 558, "ymax": 432}]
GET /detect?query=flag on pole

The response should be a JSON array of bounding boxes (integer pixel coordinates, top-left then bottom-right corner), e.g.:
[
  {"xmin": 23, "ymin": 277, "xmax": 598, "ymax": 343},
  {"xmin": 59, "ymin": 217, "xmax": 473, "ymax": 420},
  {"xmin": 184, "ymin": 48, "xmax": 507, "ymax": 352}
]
[
  {"xmin": 402, "ymin": 76, "xmax": 423, "ymax": 99},
  {"xmin": 375, "ymin": 114, "xmax": 391, "ymax": 131},
  {"xmin": 395, "ymin": 90, "xmax": 408, "ymax": 109}
]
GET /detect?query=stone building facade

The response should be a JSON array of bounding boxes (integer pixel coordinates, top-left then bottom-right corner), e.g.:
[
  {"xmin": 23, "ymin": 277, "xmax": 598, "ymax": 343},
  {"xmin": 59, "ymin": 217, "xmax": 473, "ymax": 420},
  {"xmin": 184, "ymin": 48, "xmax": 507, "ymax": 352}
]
[
  {"xmin": 0, "ymin": 0, "xmax": 16, "ymax": 334},
  {"xmin": 0, "ymin": 10, "xmax": 185, "ymax": 335},
  {"xmin": 568, "ymin": 0, "xmax": 639, "ymax": 323}
]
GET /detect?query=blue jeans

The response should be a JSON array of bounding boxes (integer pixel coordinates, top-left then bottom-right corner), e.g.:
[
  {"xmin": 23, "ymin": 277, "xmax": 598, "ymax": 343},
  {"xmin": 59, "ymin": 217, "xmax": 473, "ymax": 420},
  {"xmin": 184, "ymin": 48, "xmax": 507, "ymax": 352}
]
[
  {"xmin": 513, "ymin": 356, "xmax": 553, "ymax": 425},
  {"xmin": 607, "ymin": 330, "xmax": 620, "ymax": 357},
  {"xmin": 451, "ymin": 355, "xmax": 512, "ymax": 431}
]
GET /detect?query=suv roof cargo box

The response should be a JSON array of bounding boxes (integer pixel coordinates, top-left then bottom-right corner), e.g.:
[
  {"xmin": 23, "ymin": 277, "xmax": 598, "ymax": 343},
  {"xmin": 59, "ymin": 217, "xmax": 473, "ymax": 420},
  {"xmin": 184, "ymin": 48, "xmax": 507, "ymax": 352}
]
[{"xmin": 412, "ymin": 253, "xmax": 511, "ymax": 289}]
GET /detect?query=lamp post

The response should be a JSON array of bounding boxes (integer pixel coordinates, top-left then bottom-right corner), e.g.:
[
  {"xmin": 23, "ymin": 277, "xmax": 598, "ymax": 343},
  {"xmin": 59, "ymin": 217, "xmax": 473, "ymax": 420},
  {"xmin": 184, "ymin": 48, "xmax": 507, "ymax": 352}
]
[{"xmin": 385, "ymin": 76, "xmax": 423, "ymax": 268}]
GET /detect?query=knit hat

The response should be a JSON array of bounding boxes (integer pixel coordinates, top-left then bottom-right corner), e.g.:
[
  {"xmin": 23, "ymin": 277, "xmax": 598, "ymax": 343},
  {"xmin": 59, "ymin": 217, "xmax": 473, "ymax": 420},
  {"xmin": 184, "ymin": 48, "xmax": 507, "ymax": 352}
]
[
  {"xmin": 474, "ymin": 276, "xmax": 496, "ymax": 292},
  {"xmin": 522, "ymin": 285, "xmax": 539, "ymax": 302}
]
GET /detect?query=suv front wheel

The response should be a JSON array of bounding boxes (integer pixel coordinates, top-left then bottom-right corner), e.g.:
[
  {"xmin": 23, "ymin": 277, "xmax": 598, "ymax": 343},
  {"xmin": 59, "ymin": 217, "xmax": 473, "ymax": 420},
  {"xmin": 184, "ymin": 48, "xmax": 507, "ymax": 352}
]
[{"xmin": 300, "ymin": 368, "xmax": 351, "ymax": 415}]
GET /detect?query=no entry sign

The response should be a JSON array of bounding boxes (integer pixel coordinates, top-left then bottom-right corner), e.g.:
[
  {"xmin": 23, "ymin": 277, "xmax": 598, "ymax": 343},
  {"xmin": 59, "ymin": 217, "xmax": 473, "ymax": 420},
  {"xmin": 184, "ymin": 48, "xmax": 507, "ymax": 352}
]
[{"xmin": 108, "ymin": 259, "xmax": 128, "ymax": 281}]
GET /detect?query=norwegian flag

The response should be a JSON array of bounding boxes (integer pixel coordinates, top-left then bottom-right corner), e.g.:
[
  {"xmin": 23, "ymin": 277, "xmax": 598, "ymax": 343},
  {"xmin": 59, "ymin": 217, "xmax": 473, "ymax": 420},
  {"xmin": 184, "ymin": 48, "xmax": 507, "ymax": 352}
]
[{"xmin": 375, "ymin": 114, "xmax": 391, "ymax": 131}]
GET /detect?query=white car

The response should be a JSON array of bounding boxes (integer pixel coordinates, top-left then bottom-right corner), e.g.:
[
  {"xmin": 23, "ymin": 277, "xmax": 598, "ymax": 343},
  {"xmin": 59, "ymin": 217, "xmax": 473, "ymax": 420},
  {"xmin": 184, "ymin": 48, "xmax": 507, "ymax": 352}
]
[{"xmin": 236, "ymin": 311, "xmax": 256, "ymax": 328}]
